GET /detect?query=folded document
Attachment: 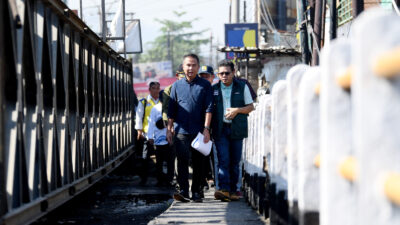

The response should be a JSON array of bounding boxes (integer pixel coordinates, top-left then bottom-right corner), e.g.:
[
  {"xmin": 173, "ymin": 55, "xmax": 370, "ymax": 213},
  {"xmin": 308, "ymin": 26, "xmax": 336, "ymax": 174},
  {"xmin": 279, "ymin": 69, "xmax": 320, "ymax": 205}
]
[{"xmin": 191, "ymin": 132, "xmax": 212, "ymax": 156}]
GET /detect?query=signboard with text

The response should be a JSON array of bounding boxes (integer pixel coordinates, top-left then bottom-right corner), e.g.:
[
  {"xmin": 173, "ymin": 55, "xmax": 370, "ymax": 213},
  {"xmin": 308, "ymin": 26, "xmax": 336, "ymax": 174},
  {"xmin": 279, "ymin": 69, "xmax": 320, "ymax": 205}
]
[{"xmin": 225, "ymin": 23, "xmax": 258, "ymax": 59}]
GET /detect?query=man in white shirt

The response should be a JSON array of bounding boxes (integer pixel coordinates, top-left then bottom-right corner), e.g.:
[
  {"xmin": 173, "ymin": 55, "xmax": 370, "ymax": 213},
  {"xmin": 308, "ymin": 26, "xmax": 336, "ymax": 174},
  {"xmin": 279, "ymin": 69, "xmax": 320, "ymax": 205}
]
[
  {"xmin": 135, "ymin": 81, "xmax": 160, "ymax": 185},
  {"xmin": 147, "ymin": 96, "xmax": 174, "ymax": 187}
]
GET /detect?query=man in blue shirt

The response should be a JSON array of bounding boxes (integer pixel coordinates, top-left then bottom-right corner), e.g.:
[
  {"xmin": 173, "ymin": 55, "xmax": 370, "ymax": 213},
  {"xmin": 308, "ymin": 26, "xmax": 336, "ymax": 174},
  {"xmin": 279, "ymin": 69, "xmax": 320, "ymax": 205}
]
[
  {"xmin": 167, "ymin": 54, "xmax": 213, "ymax": 202},
  {"xmin": 212, "ymin": 60, "xmax": 254, "ymax": 202}
]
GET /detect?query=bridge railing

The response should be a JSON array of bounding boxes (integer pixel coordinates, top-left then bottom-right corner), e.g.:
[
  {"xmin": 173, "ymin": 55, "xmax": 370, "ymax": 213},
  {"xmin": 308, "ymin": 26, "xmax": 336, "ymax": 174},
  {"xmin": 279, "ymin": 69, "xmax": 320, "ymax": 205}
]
[
  {"xmin": 0, "ymin": 0, "xmax": 135, "ymax": 224},
  {"xmin": 242, "ymin": 7, "xmax": 400, "ymax": 225}
]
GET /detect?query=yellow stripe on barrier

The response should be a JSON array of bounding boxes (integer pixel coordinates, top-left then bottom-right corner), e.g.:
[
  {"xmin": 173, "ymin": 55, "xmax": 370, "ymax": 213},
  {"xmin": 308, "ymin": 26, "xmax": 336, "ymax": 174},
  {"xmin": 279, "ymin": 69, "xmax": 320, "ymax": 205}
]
[
  {"xmin": 314, "ymin": 154, "xmax": 321, "ymax": 168},
  {"xmin": 384, "ymin": 173, "xmax": 400, "ymax": 206},
  {"xmin": 314, "ymin": 83, "xmax": 321, "ymax": 96},
  {"xmin": 336, "ymin": 67, "xmax": 353, "ymax": 90},
  {"xmin": 373, "ymin": 46, "xmax": 400, "ymax": 78},
  {"xmin": 338, "ymin": 156, "xmax": 357, "ymax": 182}
]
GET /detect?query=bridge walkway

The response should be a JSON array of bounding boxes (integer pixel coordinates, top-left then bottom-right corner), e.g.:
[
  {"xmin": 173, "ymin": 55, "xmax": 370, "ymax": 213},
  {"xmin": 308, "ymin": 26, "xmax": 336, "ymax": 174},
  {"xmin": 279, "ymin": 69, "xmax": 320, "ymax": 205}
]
[{"xmin": 149, "ymin": 186, "xmax": 267, "ymax": 225}]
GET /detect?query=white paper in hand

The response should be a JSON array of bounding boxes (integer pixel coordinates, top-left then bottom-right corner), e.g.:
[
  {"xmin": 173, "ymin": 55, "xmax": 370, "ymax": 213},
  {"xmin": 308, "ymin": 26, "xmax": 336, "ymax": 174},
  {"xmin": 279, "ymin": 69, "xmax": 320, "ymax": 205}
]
[{"xmin": 191, "ymin": 132, "xmax": 212, "ymax": 156}]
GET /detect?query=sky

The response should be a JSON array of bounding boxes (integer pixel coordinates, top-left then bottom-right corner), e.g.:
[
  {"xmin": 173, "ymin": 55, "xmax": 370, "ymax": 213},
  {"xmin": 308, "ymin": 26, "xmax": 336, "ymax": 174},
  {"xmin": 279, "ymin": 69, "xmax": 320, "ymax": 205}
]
[{"xmin": 66, "ymin": 0, "xmax": 256, "ymax": 64}]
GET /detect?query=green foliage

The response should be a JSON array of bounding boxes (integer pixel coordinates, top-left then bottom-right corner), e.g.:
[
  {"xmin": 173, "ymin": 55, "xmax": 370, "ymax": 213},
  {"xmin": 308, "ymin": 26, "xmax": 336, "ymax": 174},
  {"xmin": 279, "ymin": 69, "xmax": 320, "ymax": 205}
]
[{"xmin": 137, "ymin": 11, "xmax": 209, "ymax": 71}]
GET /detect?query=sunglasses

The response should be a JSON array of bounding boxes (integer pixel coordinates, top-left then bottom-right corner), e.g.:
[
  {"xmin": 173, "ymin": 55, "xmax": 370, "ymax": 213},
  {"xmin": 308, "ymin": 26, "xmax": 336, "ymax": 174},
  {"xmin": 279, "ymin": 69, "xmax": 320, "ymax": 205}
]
[{"xmin": 218, "ymin": 72, "xmax": 231, "ymax": 76}]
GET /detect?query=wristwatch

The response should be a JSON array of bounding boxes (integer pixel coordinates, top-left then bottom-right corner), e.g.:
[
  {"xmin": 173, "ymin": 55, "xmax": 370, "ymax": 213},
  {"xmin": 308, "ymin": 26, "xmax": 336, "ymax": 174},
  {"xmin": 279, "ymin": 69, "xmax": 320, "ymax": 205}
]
[{"xmin": 204, "ymin": 126, "xmax": 211, "ymax": 131}]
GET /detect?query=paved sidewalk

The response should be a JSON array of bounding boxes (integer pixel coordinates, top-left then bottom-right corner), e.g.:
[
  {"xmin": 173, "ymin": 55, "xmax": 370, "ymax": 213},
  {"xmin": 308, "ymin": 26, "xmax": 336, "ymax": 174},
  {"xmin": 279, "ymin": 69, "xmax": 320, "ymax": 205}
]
[{"xmin": 149, "ymin": 187, "xmax": 267, "ymax": 225}]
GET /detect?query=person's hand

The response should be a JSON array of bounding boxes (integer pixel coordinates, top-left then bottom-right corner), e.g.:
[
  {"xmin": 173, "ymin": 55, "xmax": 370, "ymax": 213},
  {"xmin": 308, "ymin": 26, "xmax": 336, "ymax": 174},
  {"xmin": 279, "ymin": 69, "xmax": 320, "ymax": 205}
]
[
  {"xmin": 148, "ymin": 139, "xmax": 154, "ymax": 145},
  {"xmin": 203, "ymin": 128, "xmax": 210, "ymax": 143},
  {"xmin": 225, "ymin": 107, "xmax": 239, "ymax": 120},
  {"xmin": 137, "ymin": 130, "xmax": 144, "ymax": 140},
  {"xmin": 167, "ymin": 128, "xmax": 174, "ymax": 144}
]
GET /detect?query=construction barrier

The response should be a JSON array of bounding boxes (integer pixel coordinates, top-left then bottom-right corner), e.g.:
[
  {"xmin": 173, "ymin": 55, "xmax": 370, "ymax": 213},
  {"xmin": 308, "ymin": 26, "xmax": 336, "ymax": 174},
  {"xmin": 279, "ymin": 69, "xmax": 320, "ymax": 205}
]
[{"xmin": 242, "ymin": 8, "xmax": 400, "ymax": 225}]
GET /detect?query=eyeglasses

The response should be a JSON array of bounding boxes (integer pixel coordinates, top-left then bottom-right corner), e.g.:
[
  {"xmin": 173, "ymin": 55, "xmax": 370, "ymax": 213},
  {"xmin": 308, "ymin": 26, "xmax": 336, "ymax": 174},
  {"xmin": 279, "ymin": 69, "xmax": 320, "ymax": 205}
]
[{"xmin": 218, "ymin": 72, "xmax": 231, "ymax": 76}]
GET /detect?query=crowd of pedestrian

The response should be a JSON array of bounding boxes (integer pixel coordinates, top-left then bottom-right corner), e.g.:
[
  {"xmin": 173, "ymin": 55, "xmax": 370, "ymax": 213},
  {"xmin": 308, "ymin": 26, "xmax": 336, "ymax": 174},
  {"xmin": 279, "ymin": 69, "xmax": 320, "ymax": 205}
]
[{"xmin": 134, "ymin": 53, "xmax": 255, "ymax": 203}]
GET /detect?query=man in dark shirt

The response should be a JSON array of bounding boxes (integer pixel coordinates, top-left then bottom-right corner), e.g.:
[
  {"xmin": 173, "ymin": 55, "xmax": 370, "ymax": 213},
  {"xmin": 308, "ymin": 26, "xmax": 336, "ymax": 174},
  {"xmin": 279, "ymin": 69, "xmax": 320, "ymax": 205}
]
[{"xmin": 167, "ymin": 54, "xmax": 213, "ymax": 202}]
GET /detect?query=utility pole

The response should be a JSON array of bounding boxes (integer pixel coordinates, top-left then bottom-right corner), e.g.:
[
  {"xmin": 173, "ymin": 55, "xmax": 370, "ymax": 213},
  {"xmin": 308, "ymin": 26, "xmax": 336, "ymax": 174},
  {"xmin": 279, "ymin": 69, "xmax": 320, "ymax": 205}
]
[
  {"xmin": 232, "ymin": 0, "xmax": 240, "ymax": 23},
  {"xmin": 101, "ymin": 0, "xmax": 106, "ymax": 41},
  {"xmin": 329, "ymin": 0, "xmax": 337, "ymax": 39},
  {"xmin": 209, "ymin": 33, "xmax": 213, "ymax": 65},
  {"xmin": 352, "ymin": 0, "xmax": 364, "ymax": 17},
  {"xmin": 229, "ymin": 0, "xmax": 232, "ymax": 23},
  {"xmin": 312, "ymin": 0, "xmax": 323, "ymax": 65},
  {"xmin": 167, "ymin": 30, "xmax": 173, "ymax": 75},
  {"xmin": 244, "ymin": 0, "xmax": 247, "ymax": 22},
  {"xmin": 257, "ymin": 0, "xmax": 261, "ymax": 43},
  {"xmin": 296, "ymin": 0, "xmax": 311, "ymax": 64},
  {"xmin": 254, "ymin": 0, "xmax": 258, "ymax": 23},
  {"xmin": 80, "ymin": 0, "xmax": 83, "ymax": 20}
]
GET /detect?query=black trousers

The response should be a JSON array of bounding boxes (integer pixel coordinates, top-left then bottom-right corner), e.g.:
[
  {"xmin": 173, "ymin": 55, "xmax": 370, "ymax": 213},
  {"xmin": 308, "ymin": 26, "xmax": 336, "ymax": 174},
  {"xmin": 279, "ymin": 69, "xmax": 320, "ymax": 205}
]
[
  {"xmin": 135, "ymin": 138, "xmax": 154, "ymax": 182},
  {"xmin": 154, "ymin": 144, "xmax": 175, "ymax": 183},
  {"xmin": 174, "ymin": 133, "xmax": 205, "ymax": 194}
]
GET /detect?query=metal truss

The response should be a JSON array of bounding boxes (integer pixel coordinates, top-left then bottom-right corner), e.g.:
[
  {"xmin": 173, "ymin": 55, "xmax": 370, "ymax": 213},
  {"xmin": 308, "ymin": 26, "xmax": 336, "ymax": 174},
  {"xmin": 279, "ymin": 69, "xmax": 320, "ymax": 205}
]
[{"xmin": 0, "ymin": 0, "xmax": 135, "ymax": 224}]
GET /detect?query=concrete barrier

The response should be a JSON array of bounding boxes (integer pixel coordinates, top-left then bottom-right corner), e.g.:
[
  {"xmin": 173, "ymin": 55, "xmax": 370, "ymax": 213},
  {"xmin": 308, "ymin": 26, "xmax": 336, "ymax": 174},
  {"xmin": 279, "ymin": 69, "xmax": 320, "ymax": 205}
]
[
  {"xmin": 319, "ymin": 39, "xmax": 356, "ymax": 225},
  {"xmin": 270, "ymin": 80, "xmax": 289, "ymax": 224},
  {"xmin": 297, "ymin": 67, "xmax": 321, "ymax": 225},
  {"xmin": 352, "ymin": 8, "xmax": 400, "ymax": 225},
  {"xmin": 242, "ymin": 7, "xmax": 400, "ymax": 225},
  {"xmin": 286, "ymin": 64, "xmax": 309, "ymax": 224}
]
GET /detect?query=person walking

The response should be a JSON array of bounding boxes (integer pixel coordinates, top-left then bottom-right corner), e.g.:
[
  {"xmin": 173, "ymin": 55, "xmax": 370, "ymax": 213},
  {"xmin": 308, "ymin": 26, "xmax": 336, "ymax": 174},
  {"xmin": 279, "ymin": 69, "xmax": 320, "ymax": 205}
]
[
  {"xmin": 212, "ymin": 60, "xmax": 254, "ymax": 202},
  {"xmin": 147, "ymin": 93, "xmax": 174, "ymax": 187},
  {"xmin": 135, "ymin": 81, "xmax": 160, "ymax": 185},
  {"xmin": 199, "ymin": 65, "xmax": 217, "ymax": 190},
  {"xmin": 167, "ymin": 54, "xmax": 213, "ymax": 203}
]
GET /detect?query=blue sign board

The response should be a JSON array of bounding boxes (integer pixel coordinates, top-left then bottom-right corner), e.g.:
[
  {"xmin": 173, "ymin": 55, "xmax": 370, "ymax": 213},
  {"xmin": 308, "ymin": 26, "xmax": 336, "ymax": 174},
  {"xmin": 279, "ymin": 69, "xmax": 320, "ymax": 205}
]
[{"xmin": 225, "ymin": 23, "xmax": 258, "ymax": 59}]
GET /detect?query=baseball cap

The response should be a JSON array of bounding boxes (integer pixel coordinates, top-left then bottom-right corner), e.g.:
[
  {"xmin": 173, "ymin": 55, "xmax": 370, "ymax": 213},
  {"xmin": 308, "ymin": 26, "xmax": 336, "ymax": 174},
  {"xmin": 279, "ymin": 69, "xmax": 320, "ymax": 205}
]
[
  {"xmin": 199, "ymin": 65, "xmax": 214, "ymax": 75},
  {"xmin": 176, "ymin": 64, "xmax": 185, "ymax": 78}
]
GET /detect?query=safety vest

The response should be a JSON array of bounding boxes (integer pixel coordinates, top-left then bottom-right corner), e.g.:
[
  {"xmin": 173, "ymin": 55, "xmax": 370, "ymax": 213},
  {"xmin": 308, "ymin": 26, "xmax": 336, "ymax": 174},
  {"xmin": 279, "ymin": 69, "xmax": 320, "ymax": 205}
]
[{"xmin": 140, "ymin": 97, "xmax": 157, "ymax": 133}]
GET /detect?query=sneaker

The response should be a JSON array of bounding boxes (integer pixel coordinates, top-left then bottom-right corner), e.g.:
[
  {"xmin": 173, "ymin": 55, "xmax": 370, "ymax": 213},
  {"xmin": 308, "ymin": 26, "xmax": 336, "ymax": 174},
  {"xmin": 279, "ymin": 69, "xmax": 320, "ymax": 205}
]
[
  {"xmin": 229, "ymin": 192, "xmax": 240, "ymax": 201},
  {"xmin": 192, "ymin": 192, "xmax": 203, "ymax": 203},
  {"xmin": 214, "ymin": 190, "xmax": 231, "ymax": 202},
  {"xmin": 173, "ymin": 191, "xmax": 190, "ymax": 203}
]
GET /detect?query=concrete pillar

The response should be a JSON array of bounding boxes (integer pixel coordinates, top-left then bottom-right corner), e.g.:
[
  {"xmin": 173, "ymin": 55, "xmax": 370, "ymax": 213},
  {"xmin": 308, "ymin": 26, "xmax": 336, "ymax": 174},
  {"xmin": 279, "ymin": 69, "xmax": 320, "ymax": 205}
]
[
  {"xmin": 319, "ymin": 39, "xmax": 355, "ymax": 225},
  {"xmin": 270, "ymin": 80, "xmax": 289, "ymax": 224},
  {"xmin": 286, "ymin": 64, "xmax": 309, "ymax": 225},
  {"xmin": 297, "ymin": 67, "xmax": 321, "ymax": 225},
  {"xmin": 352, "ymin": 8, "xmax": 400, "ymax": 225}
]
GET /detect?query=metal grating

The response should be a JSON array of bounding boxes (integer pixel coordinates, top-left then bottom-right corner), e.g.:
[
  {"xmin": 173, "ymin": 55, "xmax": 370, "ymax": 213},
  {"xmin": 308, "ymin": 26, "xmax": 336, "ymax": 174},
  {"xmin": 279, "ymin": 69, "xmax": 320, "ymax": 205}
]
[
  {"xmin": 0, "ymin": 0, "xmax": 136, "ymax": 224},
  {"xmin": 337, "ymin": 0, "xmax": 353, "ymax": 26}
]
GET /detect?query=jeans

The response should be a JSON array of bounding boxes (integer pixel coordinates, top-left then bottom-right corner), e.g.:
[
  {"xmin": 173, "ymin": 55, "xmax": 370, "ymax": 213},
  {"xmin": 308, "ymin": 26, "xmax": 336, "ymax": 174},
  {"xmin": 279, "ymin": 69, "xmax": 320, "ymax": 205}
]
[
  {"xmin": 214, "ymin": 125, "xmax": 243, "ymax": 192},
  {"xmin": 212, "ymin": 143, "xmax": 219, "ymax": 189},
  {"xmin": 174, "ymin": 133, "xmax": 205, "ymax": 195},
  {"xmin": 155, "ymin": 144, "xmax": 175, "ymax": 183}
]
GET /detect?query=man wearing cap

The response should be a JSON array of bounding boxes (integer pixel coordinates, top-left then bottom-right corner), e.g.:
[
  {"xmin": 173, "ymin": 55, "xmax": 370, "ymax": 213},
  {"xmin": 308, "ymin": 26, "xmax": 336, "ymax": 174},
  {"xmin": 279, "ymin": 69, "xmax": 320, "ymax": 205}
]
[
  {"xmin": 135, "ymin": 81, "xmax": 160, "ymax": 185},
  {"xmin": 167, "ymin": 54, "xmax": 213, "ymax": 203},
  {"xmin": 199, "ymin": 65, "xmax": 217, "ymax": 191},
  {"xmin": 212, "ymin": 59, "xmax": 254, "ymax": 202},
  {"xmin": 199, "ymin": 65, "xmax": 215, "ymax": 84}
]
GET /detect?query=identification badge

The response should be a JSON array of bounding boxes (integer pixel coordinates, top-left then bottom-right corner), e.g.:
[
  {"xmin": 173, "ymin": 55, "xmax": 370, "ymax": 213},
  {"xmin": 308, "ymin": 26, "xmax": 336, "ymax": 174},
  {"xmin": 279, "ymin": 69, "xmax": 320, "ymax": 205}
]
[{"xmin": 214, "ymin": 90, "xmax": 219, "ymax": 96}]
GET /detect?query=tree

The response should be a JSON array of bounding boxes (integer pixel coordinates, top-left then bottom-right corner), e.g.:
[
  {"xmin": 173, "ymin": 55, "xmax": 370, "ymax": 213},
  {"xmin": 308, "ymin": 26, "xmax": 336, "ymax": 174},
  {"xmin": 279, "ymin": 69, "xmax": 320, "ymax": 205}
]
[{"xmin": 137, "ymin": 11, "xmax": 209, "ymax": 72}]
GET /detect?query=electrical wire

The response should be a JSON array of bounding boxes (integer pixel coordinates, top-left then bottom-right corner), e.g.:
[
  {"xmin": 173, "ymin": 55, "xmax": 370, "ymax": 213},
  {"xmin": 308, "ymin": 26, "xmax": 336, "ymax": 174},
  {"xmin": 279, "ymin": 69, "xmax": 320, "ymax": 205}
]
[{"xmin": 259, "ymin": 0, "xmax": 276, "ymax": 31}]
